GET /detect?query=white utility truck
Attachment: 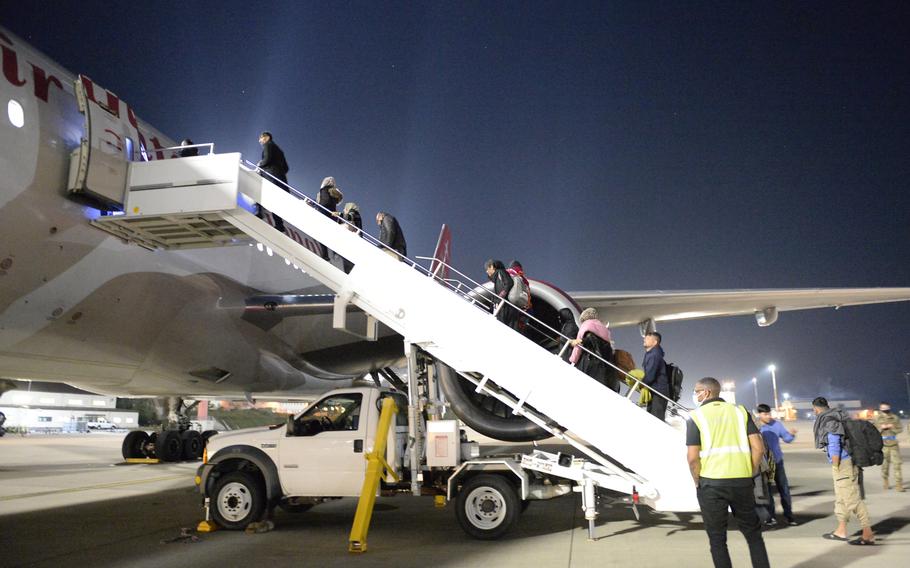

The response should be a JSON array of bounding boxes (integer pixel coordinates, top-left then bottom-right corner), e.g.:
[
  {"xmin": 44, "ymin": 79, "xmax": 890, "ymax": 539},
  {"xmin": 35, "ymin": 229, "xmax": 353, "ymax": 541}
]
[
  {"xmin": 196, "ymin": 384, "xmax": 626, "ymax": 540},
  {"xmin": 87, "ymin": 417, "xmax": 115, "ymax": 430}
]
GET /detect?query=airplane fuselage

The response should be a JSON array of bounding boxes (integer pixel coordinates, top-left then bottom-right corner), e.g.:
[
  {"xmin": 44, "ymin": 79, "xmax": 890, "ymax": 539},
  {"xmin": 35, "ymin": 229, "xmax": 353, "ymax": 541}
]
[{"xmin": 0, "ymin": 28, "xmax": 402, "ymax": 399}]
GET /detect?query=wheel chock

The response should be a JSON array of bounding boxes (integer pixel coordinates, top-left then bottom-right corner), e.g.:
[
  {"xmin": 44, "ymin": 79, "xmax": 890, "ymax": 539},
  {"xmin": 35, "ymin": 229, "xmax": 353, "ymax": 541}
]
[
  {"xmin": 124, "ymin": 458, "xmax": 160, "ymax": 464},
  {"xmin": 196, "ymin": 520, "xmax": 219, "ymax": 533},
  {"xmin": 434, "ymin": 495, "xmax": 446, "ymax": 508}
]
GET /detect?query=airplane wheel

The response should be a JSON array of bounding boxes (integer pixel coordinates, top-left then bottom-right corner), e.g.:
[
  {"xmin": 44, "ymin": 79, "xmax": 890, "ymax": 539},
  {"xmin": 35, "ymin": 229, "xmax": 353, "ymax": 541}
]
[
  {"xmin": 121, "ymin": 430, "xmax": 149, "ymax": 459},
  {"xmin": 181, "ymin": 430, "xmax": 203, "ymax": 460},
  {"xmin": 155, "ymin": 430, "xmax": 183, "ymax": 462},
  {"xmin": 456, "ymin": 474, "xmax": 520, "ymax": 540},
  {"xmin": 211, "ymin": 471, "xmax": 266, "ymax": 530}
]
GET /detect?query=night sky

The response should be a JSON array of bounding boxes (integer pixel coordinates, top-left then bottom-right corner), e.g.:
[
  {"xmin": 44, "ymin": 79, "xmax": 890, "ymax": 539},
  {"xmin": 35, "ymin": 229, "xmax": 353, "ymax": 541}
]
[{"xmin": 4, "ymin": 2, "xmax": 909, "ymax": 409}]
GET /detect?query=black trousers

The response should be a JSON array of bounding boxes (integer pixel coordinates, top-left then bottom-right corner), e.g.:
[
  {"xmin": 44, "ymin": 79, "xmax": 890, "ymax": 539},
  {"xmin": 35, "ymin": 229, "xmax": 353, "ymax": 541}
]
[
  {"xmin": 767, "ymin": 459, "xmax": 794, "ymax": 520},
  {"xmin": 259, "ymin": 172, "xmax": 290, "ymax": 233},
  {"xmin": 648, "ymin": 394, "xmax": 668, "ymax": 421},
  {"xmin": 697, "ymin": 482, "xmax": 770, "ymax": 568}
]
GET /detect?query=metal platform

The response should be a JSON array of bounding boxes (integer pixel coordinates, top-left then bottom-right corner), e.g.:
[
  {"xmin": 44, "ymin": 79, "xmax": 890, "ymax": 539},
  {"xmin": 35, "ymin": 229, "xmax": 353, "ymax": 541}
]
[{"xmin": 92, "ymin": 213, "xmax": 250, "ymax": 251}]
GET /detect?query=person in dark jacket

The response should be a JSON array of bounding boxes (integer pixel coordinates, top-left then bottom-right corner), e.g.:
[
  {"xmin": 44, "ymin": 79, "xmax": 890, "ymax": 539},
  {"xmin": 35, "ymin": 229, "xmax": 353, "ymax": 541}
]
[
  {"xmin": 642, "ymin": 331, "xmax": 670, "ymax": 420},
  {"xmin": 257, "ymin": 131, "xmax": 289, "ymax": 185},
  {"xmin": 569, "ymin": 308, "xmax": 618, "ymax": 391},
  {"xmin": 314, "ymin": 176, "xmax": 344, "ymax": 260},
  {"xmin": 340, "ymin": 202, "xmax": 363, "ymax": 274},
  {"xmin": 317, "ymin": 176, "xmax": 343, "ymax": 217},
  {"xmin": 376, "ymin": 212, "xmax": 407, "ymax": 257},
  {"xmin": 176, "ymin": 138, "xmax": 198, "ymax": 157},
  {"xmin": 558, "ymin": 308, "xmax": 579, "ymax": 361},
  {"xmin": 256, "ymin": 131, "xmax": 291, "ymax": 232},
  {"xmin": 484, "ymin": 259, "xmax": 519, "ymax": 330}
]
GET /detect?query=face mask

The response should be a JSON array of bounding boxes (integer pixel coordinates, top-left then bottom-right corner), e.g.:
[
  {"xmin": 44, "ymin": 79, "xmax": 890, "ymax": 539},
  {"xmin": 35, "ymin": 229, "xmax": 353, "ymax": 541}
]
[
  {"xmin": 881, "ymin": 408, "xmax": 891, "ymax": 414},
  {"xmin": 692, "ymin": 392, "xmax": 703, "ymax": 407}
]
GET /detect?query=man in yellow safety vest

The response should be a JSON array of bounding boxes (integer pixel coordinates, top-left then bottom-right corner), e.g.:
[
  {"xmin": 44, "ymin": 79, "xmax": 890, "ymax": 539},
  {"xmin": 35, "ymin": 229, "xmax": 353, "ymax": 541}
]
[{"xmin": 687, "ymin": 377, "xmax": 770, "ymax": 568}]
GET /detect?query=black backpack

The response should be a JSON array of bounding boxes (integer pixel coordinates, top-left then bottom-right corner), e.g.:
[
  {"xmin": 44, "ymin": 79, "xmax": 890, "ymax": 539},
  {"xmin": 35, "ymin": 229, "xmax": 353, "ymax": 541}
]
[
  {"xmin": 843, "ymin": 419, "xmax": 884, "ymax": 468},
  {"xmin": 666, "ymin": 362, "xmax": 684, "ymax": 402}
]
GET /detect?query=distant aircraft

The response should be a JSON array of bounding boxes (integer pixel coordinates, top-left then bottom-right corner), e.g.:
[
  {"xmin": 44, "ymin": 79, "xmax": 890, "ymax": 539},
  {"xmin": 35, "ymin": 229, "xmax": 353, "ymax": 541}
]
[{"xmin": 1, "ymin": 27, "xmax": 908, "ymax": 447}]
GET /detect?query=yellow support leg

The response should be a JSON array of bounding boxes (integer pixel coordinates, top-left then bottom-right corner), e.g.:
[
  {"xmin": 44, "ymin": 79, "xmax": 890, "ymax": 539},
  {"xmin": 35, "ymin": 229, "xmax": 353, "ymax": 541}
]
[{"xmin": 348, "ymin": 397, "xmax": 399, "ymax": 553}]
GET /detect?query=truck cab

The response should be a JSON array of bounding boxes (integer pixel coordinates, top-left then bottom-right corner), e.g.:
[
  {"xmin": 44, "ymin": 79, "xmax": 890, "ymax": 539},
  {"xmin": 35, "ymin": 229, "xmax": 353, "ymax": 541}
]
[{"xmin": 197, "ymin": 387, "xmax": 408, "ymax": 529}]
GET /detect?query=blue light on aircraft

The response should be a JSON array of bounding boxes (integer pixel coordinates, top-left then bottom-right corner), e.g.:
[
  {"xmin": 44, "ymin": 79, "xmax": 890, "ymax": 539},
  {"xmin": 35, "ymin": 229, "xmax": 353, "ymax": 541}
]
[
  {"xmin": 82, "ymin": 207, "xmax": 102, "ymax": 221},
  {"xmin": 238, "ymin": 193, "xmax": 257, "ymax": 214},
  {"xmin": 82, "ymin": 207, "xmax": 124, "ymax": 220}
]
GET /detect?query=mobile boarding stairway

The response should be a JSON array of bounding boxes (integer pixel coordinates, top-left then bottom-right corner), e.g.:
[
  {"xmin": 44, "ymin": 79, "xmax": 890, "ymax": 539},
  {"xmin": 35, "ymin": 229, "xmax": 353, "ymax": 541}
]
[{"xmin": 91, "ymin": 151, "xmax": 700, "ymax": 515}]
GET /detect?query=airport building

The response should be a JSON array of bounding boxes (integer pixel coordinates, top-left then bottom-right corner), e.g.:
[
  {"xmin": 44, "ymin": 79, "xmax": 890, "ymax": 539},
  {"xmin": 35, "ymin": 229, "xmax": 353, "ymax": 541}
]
[{"xmin": 0, "ymin": 382, "xmax": 138, "ymax": 432}]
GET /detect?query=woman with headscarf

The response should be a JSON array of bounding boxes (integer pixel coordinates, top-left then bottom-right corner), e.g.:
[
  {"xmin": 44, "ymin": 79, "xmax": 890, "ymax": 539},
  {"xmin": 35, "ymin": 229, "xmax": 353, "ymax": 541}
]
[{"xmin": 569, "ymin": 308, "xmax": 618, "ymax": 391}]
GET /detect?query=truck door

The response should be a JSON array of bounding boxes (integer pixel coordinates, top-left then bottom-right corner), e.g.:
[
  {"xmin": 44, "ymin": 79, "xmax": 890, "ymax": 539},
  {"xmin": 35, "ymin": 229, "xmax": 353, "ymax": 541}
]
[{"xmin": 279, "ymin": 392, "xmax": 367, "ymax": 497}]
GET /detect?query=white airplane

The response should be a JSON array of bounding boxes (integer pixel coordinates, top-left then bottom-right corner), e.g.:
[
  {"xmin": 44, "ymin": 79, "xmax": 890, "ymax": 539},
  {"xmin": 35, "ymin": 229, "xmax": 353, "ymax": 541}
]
[{"xmin": 1, "ymin": 27, "xmax": 908, "ymax": 453}]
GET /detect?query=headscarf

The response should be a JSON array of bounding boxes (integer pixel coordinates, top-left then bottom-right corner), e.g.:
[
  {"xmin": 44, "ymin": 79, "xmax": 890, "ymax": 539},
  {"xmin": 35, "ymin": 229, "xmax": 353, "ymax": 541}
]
[{"xmin": 569, "ymin": 316, "xmax": 612, "ymax": 364}]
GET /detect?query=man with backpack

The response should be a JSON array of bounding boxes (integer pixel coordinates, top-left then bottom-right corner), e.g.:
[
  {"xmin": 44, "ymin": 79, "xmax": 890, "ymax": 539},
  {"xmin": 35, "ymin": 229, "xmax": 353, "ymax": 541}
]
[
  {"xmin": 642, "ymin": 332, "xmax": 670, "ymax": 421},
  {"xmin": 812, "ymin": 397, "xmax": 875, "ymax": 545}
]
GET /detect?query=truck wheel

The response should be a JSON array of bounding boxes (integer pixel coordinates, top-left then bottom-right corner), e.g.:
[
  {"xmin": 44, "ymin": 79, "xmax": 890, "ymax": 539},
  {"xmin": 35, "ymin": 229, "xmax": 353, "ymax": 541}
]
[
  {"xmin": 181, "ymin": 430, "xmax": 203, "ymax": 460},
  {"xmin": 456, "ymin": 474, "xmax": 520, "ymax": 540},
  {"xmin": 155, "ymin": 430, "xmax": 183, "ymax": 462},
  {"xmin": 121, "ymin": 430, "xmax": 149, "ymax": 459},
  {"xmin": 211, "ymin": 471, "xmax": 266, "ymax": 530}
]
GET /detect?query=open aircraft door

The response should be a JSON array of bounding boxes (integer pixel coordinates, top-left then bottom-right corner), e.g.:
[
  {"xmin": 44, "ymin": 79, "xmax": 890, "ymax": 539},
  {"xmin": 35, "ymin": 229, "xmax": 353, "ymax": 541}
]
[{"xmin": 67, "ymin": 75, "xmax": 135, "ymax": 210}]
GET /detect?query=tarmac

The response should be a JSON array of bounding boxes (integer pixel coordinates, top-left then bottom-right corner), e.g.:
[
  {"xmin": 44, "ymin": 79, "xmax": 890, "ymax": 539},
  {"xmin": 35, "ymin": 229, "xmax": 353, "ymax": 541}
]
[{"xmin": 1, "ymin": 423, "xmax": 908, "ymax": 568}]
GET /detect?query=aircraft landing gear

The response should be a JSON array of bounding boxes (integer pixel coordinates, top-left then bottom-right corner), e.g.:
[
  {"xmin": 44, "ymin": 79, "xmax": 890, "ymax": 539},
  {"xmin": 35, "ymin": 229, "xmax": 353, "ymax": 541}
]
[{"xmin": 121, "ymin": 397, "xmax": 217, "ymax": 461}]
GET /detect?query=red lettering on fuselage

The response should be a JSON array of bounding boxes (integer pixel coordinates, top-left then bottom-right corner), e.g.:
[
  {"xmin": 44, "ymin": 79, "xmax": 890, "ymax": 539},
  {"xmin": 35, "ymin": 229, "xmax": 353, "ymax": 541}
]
[
  {"xmin": 2, "ymin": 32, "xmax": 167, "ymax": 163},
  {"xmin": 1, "ymin": 35, "xmax": 26, "ymax": 87},
  {"xmin": 30, "ymin": 64, "xmax": 63, "ymax": 102},
  {"xmin": 149, "ymin": 136, "xmax": 165, "ymax": 160},
  {"xmin": 80, "ymin": 75, "xmax": 121, "ymax": 117},
  {"xmin": 127, "ymin": 106, "xmax": 139, "ymax": 129}
]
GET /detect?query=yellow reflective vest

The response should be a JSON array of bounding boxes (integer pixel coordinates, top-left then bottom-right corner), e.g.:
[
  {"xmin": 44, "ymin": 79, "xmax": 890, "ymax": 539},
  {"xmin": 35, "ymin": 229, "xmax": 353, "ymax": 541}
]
[{"xmin": 691, "ymin": 401, "xmax": 753, "ymax": 479}]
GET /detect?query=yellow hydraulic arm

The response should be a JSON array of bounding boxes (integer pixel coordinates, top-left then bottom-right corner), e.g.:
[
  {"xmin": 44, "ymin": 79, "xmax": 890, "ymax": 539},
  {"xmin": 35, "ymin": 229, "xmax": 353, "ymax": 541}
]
[{"xmin": 348, "ymin": 396, "xmax": 400, "ymax": 553}]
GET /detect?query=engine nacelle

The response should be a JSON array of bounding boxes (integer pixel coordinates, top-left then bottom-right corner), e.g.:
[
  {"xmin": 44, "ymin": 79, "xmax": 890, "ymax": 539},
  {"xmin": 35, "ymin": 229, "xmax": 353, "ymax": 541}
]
[
  {"xmin": 755, "ymin": 306, "xmax": 778, "ymax": 327},
  {"xmin": 438, "ymin": 279, "xmax": 582, "ymax": 442}
]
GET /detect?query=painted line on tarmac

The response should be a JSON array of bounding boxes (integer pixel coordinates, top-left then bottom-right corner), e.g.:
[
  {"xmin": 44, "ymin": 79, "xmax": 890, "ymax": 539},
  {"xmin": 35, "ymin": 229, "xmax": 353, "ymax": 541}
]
[{"xmin": 0, "ymin": 474, "xmax": 190, "ymax": 502}]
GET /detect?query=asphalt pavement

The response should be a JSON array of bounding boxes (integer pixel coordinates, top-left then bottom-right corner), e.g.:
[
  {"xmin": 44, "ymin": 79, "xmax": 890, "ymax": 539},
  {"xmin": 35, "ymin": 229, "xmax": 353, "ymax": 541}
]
[{"xmin": 1, "ymin": 424, "xmax": 908, "ymax": 567}]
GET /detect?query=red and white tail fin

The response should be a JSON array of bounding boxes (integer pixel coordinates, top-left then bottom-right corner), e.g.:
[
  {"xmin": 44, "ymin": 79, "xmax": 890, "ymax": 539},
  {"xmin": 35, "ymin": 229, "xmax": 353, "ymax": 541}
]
[{"xmin": 430, "ymin": 224, "xmax": 452, "ymax": 279}]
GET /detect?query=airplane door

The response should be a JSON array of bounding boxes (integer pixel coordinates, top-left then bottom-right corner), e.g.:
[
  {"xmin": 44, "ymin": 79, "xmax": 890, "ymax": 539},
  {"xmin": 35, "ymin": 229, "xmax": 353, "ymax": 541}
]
[
  {"xmin": 278, "ymin": 393, "xmax": 367, "ymax": 497},
  {"xmin": 67, "ymin": 75, "xmax": 130, "ymax": 209}
]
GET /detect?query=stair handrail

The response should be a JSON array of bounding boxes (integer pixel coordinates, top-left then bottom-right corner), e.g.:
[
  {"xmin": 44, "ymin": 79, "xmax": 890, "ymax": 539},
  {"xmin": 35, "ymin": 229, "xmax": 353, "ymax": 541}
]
[
  {"xmin": 414, "ymin": 255, "xmax": 690, "ymax": 418},
  {"xmin": 237, "ymin": 159, "xmax": 496, "ymax": 308},
  {"xmin": 236, "ymin": 156, "xmax": 687, "ymax": 417}
]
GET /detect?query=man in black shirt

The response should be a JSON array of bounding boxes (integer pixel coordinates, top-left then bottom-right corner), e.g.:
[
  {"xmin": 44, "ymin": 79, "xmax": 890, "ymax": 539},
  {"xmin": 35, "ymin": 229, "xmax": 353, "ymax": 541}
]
[
  {"xmin": 686, "ymin": 377, "xmax": 770, "ymax": 568},
  {"xmin": 376, "ymin": 212, "xmax": 407, "ymax": 257},
  {"xmin": 257, "ymin": 131, "xmax": 290, "ymax": 232}
]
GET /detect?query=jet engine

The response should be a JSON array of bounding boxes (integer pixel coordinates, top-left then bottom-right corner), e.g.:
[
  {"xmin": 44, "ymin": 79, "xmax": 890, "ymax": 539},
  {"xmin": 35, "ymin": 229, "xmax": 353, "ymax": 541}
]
[{"xmin": 436, "ymin": 279, "xmax": 581, "ymax": 442}]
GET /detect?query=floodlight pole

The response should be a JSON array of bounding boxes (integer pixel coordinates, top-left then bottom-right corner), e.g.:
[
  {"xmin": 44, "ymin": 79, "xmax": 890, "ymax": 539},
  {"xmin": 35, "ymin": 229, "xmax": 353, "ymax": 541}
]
[
  {"xmin": 752, "ymin": 377, "xmax": 758, "ymax": 409},
  {"xmin": 770, "ymin": 366, "xmax": 780, "ymax": 412}
]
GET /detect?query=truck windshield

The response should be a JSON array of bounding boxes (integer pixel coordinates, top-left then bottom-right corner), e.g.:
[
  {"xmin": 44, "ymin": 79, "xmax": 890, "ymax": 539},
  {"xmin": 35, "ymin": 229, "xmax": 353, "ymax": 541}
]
[{"xmin": 297, "ymin": 393, "xmax": 363, "ymax": 433}]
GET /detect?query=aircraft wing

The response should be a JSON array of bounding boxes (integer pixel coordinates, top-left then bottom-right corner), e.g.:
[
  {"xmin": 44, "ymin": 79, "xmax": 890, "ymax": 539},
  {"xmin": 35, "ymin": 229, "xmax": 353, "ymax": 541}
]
[{"xmin": 568, "ymin": 288, "xmax": 910, "ymax": 329}]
